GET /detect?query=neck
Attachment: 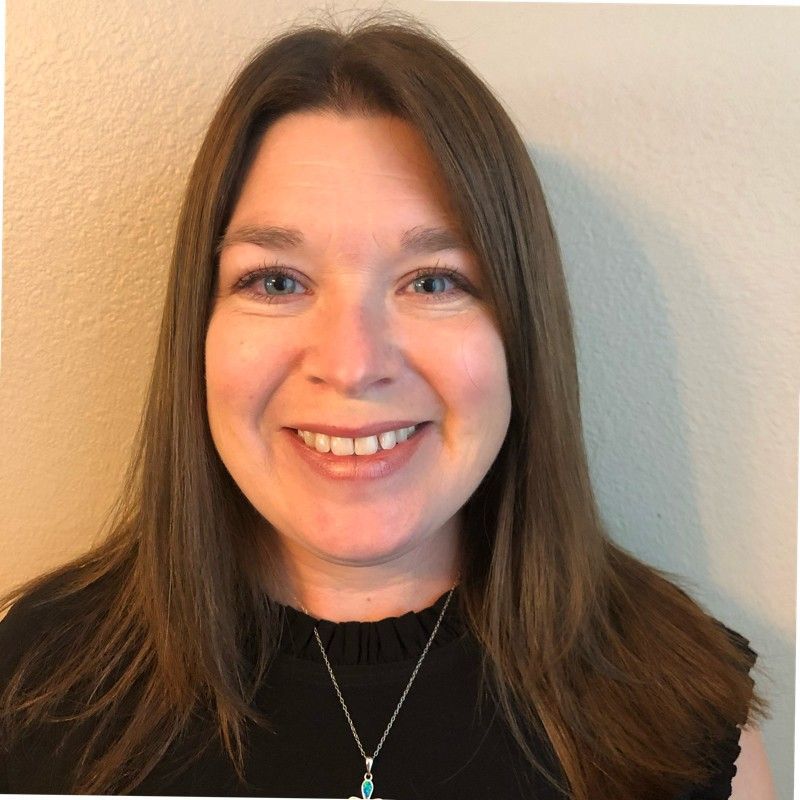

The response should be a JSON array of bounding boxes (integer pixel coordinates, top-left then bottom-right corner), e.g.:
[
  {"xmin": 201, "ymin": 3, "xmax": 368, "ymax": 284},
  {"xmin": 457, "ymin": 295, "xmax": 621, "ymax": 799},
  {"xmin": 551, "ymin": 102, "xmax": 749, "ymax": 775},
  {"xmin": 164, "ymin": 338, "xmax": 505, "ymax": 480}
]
[
  {"xmin": 261, "ymin": 521, "xmax": 463, "ymax": 622},
  {"xmin": 289, "ymin": 571, "xmax": 460, "ymax": 622}
]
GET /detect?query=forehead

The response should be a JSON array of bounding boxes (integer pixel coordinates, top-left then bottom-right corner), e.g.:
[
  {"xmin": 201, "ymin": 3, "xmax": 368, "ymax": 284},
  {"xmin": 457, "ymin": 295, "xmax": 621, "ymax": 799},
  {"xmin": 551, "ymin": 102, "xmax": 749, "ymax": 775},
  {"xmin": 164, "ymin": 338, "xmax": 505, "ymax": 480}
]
[
  {"xmin": 249, "ymin": 110, "xmax": 444, "ymax": 181},
  {"xmin": 227, "ymin": 111, "xmax": 464, "ymax": 250}
]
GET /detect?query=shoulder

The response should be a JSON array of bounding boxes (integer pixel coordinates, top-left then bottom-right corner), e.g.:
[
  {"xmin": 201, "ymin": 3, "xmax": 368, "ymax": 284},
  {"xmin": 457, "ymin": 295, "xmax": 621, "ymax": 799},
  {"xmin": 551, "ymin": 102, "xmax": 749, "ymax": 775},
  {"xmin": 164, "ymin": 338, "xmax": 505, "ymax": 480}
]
[
  {"xmin": 675, "ymin": 621, "xmax": 765, "ymax": 800},
  {"xmin": 0, "ymin": 571, "xmax": 99, "ymax": 684},
  {"xmin": 730, "ymin": 726, "xmax": 777, "ymax": 800},
  {"xmin": 0, "ymin": 586, "xmax": 58, "ymax": 679}
]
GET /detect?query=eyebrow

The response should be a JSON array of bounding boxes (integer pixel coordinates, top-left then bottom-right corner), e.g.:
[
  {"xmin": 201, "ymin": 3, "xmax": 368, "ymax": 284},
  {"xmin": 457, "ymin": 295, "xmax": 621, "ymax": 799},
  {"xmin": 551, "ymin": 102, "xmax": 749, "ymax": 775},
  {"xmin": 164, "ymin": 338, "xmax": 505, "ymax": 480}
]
[{"xmin": 215, "ymin": 224, "xmax": 468, "ymax": 257}]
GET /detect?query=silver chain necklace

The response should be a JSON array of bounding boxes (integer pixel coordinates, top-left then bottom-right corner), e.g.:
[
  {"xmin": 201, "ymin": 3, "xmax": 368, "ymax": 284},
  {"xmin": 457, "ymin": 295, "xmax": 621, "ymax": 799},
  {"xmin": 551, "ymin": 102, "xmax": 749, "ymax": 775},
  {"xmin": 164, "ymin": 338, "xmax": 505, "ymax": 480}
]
[{"xmin": 295, "ymin": 584, "xmax": 458, "ymax": 800}]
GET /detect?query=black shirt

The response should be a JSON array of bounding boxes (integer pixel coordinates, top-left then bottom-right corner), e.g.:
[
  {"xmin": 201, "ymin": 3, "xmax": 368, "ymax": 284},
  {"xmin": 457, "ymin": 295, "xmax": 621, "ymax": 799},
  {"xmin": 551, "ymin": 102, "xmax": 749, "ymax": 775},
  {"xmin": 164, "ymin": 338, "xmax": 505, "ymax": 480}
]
[{"xmin": 0, "ymin": 586, "xmax": 755, "ymax": 798}]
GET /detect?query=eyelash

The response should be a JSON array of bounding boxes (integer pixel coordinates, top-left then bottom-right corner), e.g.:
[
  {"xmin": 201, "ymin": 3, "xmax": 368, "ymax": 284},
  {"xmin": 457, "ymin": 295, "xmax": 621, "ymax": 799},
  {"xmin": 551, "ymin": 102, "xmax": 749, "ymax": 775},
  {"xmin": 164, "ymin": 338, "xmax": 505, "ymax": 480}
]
[{"xmin": 232, "ymin": 259, "xmax": 473, "ymax": 304}]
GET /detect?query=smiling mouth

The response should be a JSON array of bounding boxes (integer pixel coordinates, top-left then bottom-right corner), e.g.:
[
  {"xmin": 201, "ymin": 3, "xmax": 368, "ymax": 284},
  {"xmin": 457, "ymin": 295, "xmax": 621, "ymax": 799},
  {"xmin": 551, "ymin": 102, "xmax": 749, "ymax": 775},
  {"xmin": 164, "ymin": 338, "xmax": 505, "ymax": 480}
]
[{"xmin": 293, "ymin": 422, "xmax": 429, "ymax": 456}]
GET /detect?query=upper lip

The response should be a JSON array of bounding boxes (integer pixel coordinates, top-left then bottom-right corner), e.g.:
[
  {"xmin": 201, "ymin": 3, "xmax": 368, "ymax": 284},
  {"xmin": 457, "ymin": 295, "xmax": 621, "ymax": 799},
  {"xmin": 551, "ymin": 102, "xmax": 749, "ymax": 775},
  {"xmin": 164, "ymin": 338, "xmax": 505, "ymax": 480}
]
[{"xmin": 288, "ymin": 420, "xmax": 427, "ymax": 438}]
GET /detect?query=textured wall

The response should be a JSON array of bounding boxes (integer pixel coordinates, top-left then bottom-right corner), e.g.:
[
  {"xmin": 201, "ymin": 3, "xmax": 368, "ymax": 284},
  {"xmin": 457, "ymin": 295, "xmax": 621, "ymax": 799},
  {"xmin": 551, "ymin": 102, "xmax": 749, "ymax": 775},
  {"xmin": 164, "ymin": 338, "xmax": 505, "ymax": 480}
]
[{"xmin": 2, "ymin": 0, "xmax": 797, "ymax": 794}]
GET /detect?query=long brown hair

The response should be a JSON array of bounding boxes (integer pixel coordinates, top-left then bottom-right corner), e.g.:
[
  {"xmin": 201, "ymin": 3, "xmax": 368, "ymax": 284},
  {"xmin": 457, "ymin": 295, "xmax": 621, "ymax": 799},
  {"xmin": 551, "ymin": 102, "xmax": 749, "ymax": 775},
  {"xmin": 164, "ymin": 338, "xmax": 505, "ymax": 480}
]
[{"xmin": 1, "ymin": 9, "xmax": 768, "ymax": 798}]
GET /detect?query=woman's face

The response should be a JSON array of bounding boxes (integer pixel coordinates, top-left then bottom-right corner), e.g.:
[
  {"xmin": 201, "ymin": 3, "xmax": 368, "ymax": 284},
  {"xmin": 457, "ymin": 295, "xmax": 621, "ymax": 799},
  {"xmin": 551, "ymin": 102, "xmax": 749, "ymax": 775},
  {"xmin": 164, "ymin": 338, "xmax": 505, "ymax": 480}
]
[{"xmin": 206, "ymin": 111, "xmax": 511, "ymax": 577}]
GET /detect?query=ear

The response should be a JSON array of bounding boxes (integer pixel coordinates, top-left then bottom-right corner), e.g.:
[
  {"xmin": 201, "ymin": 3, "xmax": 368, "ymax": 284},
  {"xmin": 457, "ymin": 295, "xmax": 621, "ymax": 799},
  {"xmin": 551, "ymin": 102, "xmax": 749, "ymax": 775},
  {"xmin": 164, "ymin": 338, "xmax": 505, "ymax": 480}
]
[{"xmin": 730, "ymin": 725, "xmax": 777, "ymax": 800}]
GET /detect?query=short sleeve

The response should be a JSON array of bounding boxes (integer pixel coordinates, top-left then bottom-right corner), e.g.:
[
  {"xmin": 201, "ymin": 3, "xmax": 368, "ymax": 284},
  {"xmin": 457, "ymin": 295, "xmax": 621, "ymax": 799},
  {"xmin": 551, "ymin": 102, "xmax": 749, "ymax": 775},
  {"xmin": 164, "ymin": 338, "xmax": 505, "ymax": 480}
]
[{"xmin": 675, "ymin": 623, "xmax": 758, "ymax": 800}]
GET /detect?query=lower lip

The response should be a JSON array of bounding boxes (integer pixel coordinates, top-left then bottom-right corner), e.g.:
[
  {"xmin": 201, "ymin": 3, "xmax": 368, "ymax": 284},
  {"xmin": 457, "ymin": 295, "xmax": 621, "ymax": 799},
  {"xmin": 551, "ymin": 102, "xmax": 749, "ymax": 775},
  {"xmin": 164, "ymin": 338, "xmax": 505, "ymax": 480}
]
[{"xmin": 284, "ymin": 422, "xmax": 432, "ymax": 482}]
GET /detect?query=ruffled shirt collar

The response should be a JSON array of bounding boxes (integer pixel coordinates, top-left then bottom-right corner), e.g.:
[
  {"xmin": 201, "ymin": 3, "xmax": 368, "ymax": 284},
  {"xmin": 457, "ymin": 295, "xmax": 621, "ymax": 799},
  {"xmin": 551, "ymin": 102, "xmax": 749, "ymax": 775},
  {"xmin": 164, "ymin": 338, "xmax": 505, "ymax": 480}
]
[{"xmin": 274, "ymin": 587, "xmax": 467, "ymax": 666}]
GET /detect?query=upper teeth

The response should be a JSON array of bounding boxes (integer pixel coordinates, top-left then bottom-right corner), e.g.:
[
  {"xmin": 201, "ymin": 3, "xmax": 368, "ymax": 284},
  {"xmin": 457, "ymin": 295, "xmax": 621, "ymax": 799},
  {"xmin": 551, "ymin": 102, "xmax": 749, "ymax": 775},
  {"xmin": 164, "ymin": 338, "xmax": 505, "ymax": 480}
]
[{"xmin": 296, "ymin": 425, "xmax": 418, "ymax": 455}]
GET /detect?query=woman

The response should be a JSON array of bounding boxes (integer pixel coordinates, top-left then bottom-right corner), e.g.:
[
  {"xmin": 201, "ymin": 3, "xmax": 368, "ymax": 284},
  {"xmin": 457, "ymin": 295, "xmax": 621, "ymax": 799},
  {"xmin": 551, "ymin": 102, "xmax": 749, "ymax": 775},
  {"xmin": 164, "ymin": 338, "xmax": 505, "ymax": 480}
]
[{"xmin": 0, "ymin": 10, "xmax": 774, "ymax": 799}]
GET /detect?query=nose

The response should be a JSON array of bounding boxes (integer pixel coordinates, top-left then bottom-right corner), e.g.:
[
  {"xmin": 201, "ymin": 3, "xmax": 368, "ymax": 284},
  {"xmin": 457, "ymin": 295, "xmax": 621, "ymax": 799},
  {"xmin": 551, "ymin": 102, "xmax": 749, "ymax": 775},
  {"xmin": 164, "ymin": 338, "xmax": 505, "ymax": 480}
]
[{"xmin": 301, "ymin": 285, "xmax": 401, "ymax": 396}]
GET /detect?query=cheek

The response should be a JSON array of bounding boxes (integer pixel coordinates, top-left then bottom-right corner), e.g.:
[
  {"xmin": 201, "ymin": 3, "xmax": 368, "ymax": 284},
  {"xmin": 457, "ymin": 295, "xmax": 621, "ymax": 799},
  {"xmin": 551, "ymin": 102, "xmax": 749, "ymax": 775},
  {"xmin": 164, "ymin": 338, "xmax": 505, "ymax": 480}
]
[
  {"xmin": 204, "ymin": 313, "xmax": 283, "ymax": 421},
  {"xmin": 429, "ymin": 313, "xmax": 510, "ymax": 423}
]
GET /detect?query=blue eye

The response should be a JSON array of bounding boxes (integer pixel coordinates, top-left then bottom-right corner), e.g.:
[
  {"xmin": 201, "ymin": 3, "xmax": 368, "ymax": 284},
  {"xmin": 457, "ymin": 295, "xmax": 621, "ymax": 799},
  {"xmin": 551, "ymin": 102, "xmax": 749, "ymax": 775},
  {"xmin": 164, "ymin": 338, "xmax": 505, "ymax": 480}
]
[
  {"xmin": 232, "ymin": 261, "xmax": 474, "ymax": 304},
  {"xmin": 248, "ymin": 268, "xmax": 302, "ymax": 298}
]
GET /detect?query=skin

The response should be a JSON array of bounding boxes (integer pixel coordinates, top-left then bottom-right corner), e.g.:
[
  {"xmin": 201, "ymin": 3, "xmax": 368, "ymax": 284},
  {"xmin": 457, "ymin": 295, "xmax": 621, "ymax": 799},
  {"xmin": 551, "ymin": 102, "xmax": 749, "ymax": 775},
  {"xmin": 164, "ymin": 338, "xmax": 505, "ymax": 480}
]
[
  {"xmin": 730, "ymin": 726, "xmax": 777, "ymax": 799},
  {"xmin": 206, "ymin": 111, "xmax": 512, "ymax": 622}
]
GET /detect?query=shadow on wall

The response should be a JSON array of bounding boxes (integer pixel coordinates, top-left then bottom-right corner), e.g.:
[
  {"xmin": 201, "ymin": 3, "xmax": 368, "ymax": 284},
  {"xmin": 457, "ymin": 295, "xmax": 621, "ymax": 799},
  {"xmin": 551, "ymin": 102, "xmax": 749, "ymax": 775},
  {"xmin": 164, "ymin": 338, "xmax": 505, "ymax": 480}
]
[{"xmin": 529, "ymin": 144, "xmax": 791, "ymax": 788}]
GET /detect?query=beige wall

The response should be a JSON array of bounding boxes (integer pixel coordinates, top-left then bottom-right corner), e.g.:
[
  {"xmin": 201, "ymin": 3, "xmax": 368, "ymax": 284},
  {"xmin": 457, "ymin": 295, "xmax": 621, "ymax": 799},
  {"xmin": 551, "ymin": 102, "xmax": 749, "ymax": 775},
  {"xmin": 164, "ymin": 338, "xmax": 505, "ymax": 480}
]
[{"xmin": 2, "ymin": 0, "xmax": 797, "ymax": 793}]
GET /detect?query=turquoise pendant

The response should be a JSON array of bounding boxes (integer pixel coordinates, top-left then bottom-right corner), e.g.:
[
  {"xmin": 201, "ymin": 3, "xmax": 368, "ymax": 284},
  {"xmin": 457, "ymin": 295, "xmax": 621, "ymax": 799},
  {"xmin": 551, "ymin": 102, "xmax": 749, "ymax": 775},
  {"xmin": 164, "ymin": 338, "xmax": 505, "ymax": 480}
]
[{"xmin": 360, "ymin": 757, "xmax": 375, "ymax": 799}]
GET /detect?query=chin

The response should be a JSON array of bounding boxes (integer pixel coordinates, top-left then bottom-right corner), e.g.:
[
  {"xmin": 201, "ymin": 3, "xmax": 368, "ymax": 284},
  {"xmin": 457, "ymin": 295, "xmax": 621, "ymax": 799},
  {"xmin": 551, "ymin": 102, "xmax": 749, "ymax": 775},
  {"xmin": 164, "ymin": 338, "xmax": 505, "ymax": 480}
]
[{"xmin": 312, "ymin": 533, "xmax": 413, "ymax": 565}]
